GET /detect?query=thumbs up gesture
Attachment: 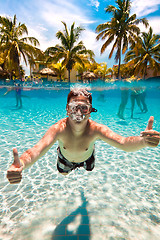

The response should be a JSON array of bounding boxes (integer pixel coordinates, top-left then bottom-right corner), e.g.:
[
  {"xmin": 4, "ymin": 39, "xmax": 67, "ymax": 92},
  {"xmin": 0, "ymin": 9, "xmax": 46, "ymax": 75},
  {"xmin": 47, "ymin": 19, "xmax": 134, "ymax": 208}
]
[
  {"xmin": 140, "ymin": 116, "xmax": 160, "ymax": 147},
  {"xmin": 7, "ymin": 148, "xmax": 24, "ymax": 184}
]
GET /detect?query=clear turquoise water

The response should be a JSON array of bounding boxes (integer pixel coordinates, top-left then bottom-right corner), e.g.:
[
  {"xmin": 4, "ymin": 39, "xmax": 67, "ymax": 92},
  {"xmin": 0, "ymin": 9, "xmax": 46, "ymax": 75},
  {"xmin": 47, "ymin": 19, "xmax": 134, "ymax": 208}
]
[{"xmin": 0, "ymin": 82, "xmax": 160, "ymax": 239}]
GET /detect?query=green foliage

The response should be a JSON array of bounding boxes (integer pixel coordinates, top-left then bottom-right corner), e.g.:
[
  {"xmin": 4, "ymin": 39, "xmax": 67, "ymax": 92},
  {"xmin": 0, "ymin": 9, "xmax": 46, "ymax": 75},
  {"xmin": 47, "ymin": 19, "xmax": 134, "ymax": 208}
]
[
  {"xmin": 45, "ymin": 21, "xmax": 95, "ymax": 82},
  {"xmin": 96, "ymin": 0, "xmax": 148, "ymax": 79},
  {"xmin": 0, "ymin": 15, "xmax": 42, "ymax": 79},
  {"xmin": 49, "ymin": 62, "xmax": 66, "ymax": 81},
  {"xmin": 94, "ymin": 62, "xmax": 113, "ymax": 79},
  {"xmin": 124, "ymin": 27, "xmax": 160, "ymax": 79}
]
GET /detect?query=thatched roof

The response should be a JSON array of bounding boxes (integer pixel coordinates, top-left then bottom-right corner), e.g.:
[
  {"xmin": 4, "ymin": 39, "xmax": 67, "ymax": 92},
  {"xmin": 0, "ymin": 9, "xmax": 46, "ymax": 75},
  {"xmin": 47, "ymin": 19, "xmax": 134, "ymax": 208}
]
[
  {"xmin": 82, "ymin": 71, "xmax": 98, "ymax": 79},
  {"xmin": 39, "ymin": 68, "xmax": 57, "ymax": 76},
  {"xmin": 0, "ymin": 67, "xmax": 9, "ymax": 76}
]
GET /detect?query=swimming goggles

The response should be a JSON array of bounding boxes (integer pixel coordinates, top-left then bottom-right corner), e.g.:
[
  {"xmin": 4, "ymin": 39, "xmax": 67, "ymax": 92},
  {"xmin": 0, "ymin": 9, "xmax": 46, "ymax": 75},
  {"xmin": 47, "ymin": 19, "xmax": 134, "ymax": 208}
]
[{"xmin": 68, "ymin": 102, "xmax": 97, "ymax": 114}]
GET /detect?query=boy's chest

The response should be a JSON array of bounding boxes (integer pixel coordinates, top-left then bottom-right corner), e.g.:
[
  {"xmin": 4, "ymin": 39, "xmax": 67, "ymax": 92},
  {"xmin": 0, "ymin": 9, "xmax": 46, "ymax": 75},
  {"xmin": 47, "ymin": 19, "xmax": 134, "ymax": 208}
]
[
  {"xmin": 58, "ymin": 134, "xmax": 95, "ymax": 162},
  {"xmin": 60, "ymin": 135, "xmax": 92, "ymax": 151}
]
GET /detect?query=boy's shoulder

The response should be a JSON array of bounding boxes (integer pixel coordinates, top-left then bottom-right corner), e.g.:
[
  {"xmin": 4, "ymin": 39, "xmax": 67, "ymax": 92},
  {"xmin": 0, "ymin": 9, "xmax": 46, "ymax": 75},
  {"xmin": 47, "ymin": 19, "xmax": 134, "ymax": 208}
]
[{"xmin": 50, "ymin": 118, "xmax": 67, "ymax": 133}]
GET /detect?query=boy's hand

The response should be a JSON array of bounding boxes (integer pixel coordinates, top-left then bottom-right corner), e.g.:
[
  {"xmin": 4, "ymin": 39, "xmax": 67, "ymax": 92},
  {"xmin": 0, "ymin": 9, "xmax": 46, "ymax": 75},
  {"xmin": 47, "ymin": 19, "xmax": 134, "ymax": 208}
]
[
  {"xmin": 141, "ymin": 116, "xmax": 160, "ymax": 147},
  {"xmin": 7, "ymin": 148, "xmax": 24, "ymax": 184}
]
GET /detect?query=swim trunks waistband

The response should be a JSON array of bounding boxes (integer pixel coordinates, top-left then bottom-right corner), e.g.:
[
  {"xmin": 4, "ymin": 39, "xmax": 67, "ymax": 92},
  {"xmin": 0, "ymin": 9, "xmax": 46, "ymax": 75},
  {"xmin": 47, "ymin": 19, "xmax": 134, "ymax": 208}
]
[{"xmin": 57, "ymin": 146, "xmax": 95, "ymax": 174}]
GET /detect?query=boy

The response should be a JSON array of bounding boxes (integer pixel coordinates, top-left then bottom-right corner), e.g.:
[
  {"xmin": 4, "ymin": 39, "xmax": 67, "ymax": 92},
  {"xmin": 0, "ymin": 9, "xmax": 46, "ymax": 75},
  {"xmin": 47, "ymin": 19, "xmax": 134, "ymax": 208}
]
[{"xmin": 7, "ymin": 88, "xmax": 160, "ymax": 184}]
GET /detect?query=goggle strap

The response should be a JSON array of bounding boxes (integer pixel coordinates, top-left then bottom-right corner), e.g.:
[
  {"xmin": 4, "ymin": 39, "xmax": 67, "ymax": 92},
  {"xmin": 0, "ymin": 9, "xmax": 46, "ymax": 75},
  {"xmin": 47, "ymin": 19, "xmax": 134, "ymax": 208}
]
[{"xmin": 91, "ymin": 108, "xmax": 97, "ymax": 113}]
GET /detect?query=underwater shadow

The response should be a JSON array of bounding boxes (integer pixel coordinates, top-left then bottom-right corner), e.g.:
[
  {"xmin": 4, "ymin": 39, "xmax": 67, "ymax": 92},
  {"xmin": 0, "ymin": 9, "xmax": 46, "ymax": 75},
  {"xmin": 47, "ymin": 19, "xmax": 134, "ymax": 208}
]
[
  {"xmin": 137, "ymin": 112, "xmax": 148, "ymax": 115},
  {"xmin": 131, "ymin": 117, "xmax": 142, "ymax": 120},
  {"xmin": 116, "ymin": 120, "xmax": 128, "ymax": 126},
  {"xmin": 52, "ymin": 190, "xmax": 91, "ymax": 240},
  {"xmin": 10, "ymin": 107, "xmax": 23, "ymax": 111}
]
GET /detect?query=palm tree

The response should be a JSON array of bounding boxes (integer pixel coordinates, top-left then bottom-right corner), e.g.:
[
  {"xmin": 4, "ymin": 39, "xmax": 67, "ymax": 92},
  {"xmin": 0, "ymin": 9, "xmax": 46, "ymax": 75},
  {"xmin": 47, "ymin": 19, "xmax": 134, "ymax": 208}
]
[
  {"xmin": 124, "ymin": 27, "xmax": 160, "ymax": 79},
  {"xmin": 49, "ymin": 62, "xmax": 66, "ymax": 81},
  {"xmin": 74, "ymin": 62, "xmax": 88, "ymax": 81},
  {"xmin": 45, "ymin": 21, "xmax": 95, "ymax": 82},
  {"xmin": 0, "ymin": 15, "xmax": 42, "ymax": 79},
  {"xmin": 94, "ymin": 62, "xmax": 113, "ymax": 80},
  {"xmin": 96, "ymin": 0, "xmax": 148, "ymax": 79},
  {"xmin": 112, "ymin": 63, "xmax": 135, "ymax": 78}
]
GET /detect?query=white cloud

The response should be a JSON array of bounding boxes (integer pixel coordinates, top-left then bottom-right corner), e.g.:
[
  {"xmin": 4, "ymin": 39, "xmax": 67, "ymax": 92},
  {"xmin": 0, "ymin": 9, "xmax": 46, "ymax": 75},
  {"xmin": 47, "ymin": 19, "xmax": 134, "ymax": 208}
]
[
  {"xmin": 88, "ymin": 0, "xmax": 100, "ymax": 11},
  {"xmin": 131, "ymin": 0, "xmax": 160, "ymax": 17},
  {"xmin": 32, "ymin": 0, "xmax": 110, "ymax": 62},
  {"xmin": 27, "ymin": 26, "xmax": 56, "ymax": 51},
  {"xmin": 148, "ymin": 17, "xmax": 160, "ymax": 34},
  {"xmin": 81, "ymin": 29, "xmax": 112, "ymax": 59},
  {"xmin": 18, "ymin": 0, "xmax": 99, "ymax": 73},
  {"xmin": 23, "ymin": 0, "xmax": 96, "ymax": 51},
  {"xmin": 38, "ymin": 0, "xmax": 94, "ymax": 30},
  {"xmin": 2, "ymin": 0, "xmax": 159, "ymax": 74},
  {"xmin": 137, "ymin": 17, "xmax": 160, "ymax": 34}
]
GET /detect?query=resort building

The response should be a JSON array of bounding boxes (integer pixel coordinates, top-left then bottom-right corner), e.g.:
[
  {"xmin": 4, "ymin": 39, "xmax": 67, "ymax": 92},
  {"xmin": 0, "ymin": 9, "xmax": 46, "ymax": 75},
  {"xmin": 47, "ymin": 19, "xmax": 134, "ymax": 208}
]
[
  {"xmin": 31, "ymin": 61, "xmax": 78, "ymax": 82},
  {"xmin": 112, "ymin": 64, "xmax": 160, "ymax": 80}
]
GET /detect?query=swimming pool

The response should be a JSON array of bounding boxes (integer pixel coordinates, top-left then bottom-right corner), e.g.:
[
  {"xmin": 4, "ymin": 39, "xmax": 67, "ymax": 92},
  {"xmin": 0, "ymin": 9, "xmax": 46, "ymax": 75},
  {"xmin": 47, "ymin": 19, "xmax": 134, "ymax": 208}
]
[{"xmin": 0, "ymin": 81, "xmax": 160, "ymax": 240}]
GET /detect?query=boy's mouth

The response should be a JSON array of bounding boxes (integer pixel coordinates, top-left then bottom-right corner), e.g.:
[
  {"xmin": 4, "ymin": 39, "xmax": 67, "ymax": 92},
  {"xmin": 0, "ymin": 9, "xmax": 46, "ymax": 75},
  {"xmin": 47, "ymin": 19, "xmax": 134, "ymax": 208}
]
[{"xmin": 71, "ymin": 113, "xmax": 85, "ymax": 122}]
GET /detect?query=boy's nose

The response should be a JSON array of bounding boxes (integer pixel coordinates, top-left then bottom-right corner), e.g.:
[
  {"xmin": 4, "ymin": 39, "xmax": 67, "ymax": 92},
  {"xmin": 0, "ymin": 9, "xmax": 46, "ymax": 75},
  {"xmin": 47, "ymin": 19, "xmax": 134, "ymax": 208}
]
[{"xmin": 77, "ymin": 108, "xmax": 82, "ymax": 114}]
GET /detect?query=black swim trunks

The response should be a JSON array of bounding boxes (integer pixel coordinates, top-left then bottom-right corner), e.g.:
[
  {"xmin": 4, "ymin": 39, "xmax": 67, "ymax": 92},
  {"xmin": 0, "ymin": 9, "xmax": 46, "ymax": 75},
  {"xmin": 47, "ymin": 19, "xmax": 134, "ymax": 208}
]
[{"xmin": 57, "ymin": 146, "xmax": 95, "ymax": 174}]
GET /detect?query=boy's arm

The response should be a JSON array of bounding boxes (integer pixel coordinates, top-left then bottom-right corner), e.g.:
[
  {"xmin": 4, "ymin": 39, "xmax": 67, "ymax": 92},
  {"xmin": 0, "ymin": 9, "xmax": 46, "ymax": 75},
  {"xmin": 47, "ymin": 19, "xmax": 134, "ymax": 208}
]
[
  {"xmin": 7, "ymin": 123, "xmax": 61, "ymax": 184},
  {"xmin": 96, "ymin": 116, "xmax": 159, "ymax": 152},
  {"xmin": 4, "ymin": 87, "xmax": 14, "ymax": 96},
  {"xmin": 19, "ymin": 124, "xmax": 59, "ymax": 168}
]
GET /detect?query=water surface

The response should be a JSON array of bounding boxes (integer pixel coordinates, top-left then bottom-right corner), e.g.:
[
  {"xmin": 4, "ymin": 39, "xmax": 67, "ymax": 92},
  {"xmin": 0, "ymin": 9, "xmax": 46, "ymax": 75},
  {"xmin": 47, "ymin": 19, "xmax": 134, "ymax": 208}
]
[{"xmin": 0, "ymin": 82, "xmax": 160, "ymax": 240}]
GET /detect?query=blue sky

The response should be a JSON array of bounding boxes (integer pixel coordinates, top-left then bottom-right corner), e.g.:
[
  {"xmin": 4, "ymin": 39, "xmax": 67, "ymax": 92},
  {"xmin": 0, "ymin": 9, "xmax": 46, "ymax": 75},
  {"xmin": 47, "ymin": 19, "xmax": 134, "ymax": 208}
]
[{"xmin": 0, "ymin": 0, "xmax": 160, "ymax": 75}]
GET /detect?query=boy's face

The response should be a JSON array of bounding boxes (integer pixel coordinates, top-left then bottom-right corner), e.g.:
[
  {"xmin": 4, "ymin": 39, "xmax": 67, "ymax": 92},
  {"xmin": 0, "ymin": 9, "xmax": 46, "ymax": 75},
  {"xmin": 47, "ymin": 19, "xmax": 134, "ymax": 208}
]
[{"xmin": 67, "ymin": 96, "xmax": 92, "ymax": 123}]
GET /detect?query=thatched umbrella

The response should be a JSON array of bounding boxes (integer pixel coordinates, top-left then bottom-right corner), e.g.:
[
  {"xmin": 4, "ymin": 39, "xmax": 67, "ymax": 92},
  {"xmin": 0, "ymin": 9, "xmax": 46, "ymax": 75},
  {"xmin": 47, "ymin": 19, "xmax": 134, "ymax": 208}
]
[
  {"xmin": 0, "ymin": 67, "xmax": 9, "ymax": 78},
  {"xmin": 39, "ymin": 68, "xmax": 57, "ymax": 79},
  {"xmin": 82, "ymin": 71, "xmax": 98, "ymax": 81}
]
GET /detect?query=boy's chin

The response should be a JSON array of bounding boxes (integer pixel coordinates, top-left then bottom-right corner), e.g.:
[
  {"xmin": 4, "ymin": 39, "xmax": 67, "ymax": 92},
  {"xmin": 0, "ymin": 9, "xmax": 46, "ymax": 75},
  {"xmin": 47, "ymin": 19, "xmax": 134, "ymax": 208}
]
[
  {"xmin": 72, "ymin": 117, "xmax": 86, "ymax": 124},
  {"xmin": 73, "ymin": 118, "xmax": 84, "ymax": 123}
]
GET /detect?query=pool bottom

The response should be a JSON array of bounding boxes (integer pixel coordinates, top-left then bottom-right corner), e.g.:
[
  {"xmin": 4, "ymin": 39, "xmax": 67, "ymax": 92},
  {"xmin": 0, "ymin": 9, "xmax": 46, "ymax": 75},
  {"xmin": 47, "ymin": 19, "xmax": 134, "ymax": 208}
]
[
  {"xmin": 0, "ymin": 87, "xmax": 160, "ymax": 240},
  {"xmin": 1, "ymin": 142, "xmax": 160, "ymax": 240}
]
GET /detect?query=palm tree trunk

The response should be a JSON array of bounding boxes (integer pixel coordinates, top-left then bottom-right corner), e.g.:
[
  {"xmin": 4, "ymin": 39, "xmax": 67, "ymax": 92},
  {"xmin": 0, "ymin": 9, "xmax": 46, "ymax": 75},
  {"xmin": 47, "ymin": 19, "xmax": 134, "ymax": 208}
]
[
  {"xmin": 16, "ymin": 56, "xmax": 22, "ymax": 80},
  {"xmin": 118, "ymin": 49, "xmax": 121, "ymax": 80},
  {"xmin": 117, "ymin": 40, "xmax": 122, "ymax": 80},
  {"xmin": 68, "ymin": 69, "xmax": 70, "ymax": 83},
  {"xmin": 17, "ymin": 63, "xmax": 22, "ymax": 80},
  {"xmin": 118, "ymin": 59, "xmax": 121, "ymax": 79},
  {"xmin": 30, "ymin": 64, "xmax": 32, "ymax": 77},
  {"xmin": 143, "ymin": 61, "xmax": 148, "ymax": 80}
]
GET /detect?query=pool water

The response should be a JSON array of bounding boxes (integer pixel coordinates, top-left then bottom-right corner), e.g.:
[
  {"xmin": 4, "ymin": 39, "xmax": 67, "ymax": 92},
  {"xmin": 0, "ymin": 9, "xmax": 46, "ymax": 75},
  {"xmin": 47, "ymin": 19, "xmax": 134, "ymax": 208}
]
[{"xmin": 0, "ymin": 82, "xmax": 160, "ymax": 240}]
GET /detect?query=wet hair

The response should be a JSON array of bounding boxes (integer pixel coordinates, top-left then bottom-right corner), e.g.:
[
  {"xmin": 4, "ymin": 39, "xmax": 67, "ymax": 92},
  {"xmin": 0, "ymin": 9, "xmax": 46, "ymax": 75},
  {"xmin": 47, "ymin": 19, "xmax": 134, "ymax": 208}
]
[{"xmin": 67, "ymin": 88, "xmax": 92, "ymax": 104}]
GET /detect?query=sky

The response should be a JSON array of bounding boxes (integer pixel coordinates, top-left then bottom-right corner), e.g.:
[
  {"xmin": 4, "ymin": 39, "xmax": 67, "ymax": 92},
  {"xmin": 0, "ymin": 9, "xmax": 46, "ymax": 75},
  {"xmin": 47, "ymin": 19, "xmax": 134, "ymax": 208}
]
[{"xmin": 0, "ymin": 0, "xmax": 160, "ymax": 75}]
